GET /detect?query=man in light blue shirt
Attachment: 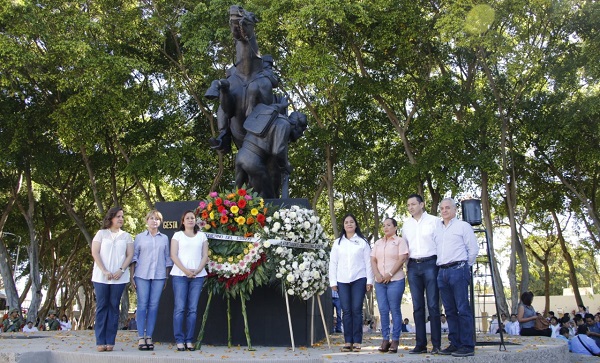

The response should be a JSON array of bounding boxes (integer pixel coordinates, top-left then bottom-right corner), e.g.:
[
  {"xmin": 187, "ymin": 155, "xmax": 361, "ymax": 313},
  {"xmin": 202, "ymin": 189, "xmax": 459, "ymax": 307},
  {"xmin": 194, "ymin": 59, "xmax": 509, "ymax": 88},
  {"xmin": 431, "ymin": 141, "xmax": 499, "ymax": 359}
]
[
  {"xmin": 434, "ymin": 198, "xmax": 479, "ymax": 357},
  {"xmin": 571, "ymin": 325, "xmax": 600, "ymax": 356}
]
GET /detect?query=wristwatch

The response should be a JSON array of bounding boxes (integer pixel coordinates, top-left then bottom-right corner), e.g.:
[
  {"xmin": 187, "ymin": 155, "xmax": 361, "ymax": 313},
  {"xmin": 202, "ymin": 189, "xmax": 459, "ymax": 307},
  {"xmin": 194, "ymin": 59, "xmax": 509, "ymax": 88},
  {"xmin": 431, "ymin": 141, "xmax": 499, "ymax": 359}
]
[{"xmin": 119, "ymin": 267, "xmax": 125, "ymax": 273}]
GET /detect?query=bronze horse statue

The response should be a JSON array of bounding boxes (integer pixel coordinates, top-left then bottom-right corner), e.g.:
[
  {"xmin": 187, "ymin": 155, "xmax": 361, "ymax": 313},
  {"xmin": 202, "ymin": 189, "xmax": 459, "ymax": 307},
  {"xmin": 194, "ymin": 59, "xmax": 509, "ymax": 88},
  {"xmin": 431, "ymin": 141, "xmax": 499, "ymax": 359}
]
[{"xmin": 206, "ymin": 5, "xmax": 279, "ymax": 154}]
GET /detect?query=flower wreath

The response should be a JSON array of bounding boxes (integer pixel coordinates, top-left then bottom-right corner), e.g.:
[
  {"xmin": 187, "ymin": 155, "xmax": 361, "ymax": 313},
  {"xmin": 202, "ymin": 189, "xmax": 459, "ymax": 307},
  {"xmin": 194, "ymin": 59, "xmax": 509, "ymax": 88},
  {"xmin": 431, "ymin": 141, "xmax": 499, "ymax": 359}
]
[
  {"xmin": 195, "ymin": 187, "xmax": 271, "ymax": 298},
  {"xmin": 260, "ymin": 205, "xmax": 330, "ymax": 299}
]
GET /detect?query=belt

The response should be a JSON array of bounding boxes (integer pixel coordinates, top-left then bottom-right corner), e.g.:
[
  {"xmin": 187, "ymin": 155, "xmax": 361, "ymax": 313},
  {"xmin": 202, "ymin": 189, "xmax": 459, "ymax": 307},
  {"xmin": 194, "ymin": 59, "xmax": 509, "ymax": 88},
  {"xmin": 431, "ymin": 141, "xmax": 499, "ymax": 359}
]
[
  {"xmin": 409, "ymin": 255, "xmax": 437, "ymax": 263},
  {"xmin": 439, "ymin": 260, "xmax": 466, "ymax": 269}
]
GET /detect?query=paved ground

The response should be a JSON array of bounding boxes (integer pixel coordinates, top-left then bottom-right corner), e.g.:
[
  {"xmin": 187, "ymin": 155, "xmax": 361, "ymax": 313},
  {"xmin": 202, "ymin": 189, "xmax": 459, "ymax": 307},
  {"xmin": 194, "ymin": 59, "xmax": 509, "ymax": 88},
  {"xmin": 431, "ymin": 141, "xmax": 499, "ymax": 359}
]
[{"xmin": 0, "ymin": 330, "xmax": 589, "ymax": 363}]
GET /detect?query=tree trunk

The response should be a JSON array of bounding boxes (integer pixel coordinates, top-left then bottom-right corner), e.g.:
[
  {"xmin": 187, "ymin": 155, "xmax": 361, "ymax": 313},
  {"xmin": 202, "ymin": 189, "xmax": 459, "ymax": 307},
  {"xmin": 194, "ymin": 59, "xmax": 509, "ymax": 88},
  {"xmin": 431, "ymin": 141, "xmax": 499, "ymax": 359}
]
[
  {"xmin": 325, "ymin": 146, "xmax": 338, "ymax": 238},
  {"xmin": 18, "ymin": 165, "xmax": 42, "ymax": 325},
  {"xmin": 481, "ymin": 171, "xmax": 510, "ymax": 316},
  {"xmin": 552, "ymin": 211, "xmax": 584, "ymax": 307},
  {"xmin": 80, "ymin": 145, "xmax": 104, "ymax": 216},
  {"xmin": 0, "ymin": 172, "xmax": 23, "ymax": 312}
]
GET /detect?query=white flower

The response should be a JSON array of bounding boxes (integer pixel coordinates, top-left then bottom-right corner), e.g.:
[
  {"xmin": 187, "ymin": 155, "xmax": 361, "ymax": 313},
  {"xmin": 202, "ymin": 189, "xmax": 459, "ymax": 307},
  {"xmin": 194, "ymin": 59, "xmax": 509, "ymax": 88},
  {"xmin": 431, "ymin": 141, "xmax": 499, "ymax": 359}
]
[
  {"xmin": 287, "ymin": 289, "xmax": 294, "ymax": 295},
  {"xmin": 303, "ymin": 221, "xmax": 311, "ymax": 229},
  {"xmin": 276, "ymin": 246, "xmax": 283, "ymax": 254},
  {"xmin": 273, "ymin": 212, "xmax": 280, "ymax": 219},
  {"xmin": 292, "ymin": 261, "xmax": 298, "ymax": 269},
  {"xmin": 273, "ymin": 222, "xmax": 281, "ymax": 232},
  {"xmin": 299, "ymin": 263, "xmax": 306, "ymax": 271},
  {"xmin": 263, "ymin": 226, "xmax": 270, "ymax": 234},
  {"xmin": 287, "ymin": 274, "xmax": 295, "ymax": 282},
  {"xmin": 263, "ymin": 240, "xmax": 271, "ymax": 248},
  {"xmin": 302, "ymin": 282, "xmax": 309, "ymax": 288},
  {"xmin": 280, "ymin": 260, "xmax": 286, "ymax": 266},
  {"xmin": 289, "ymin": 212, "xmax": 297, "ymax": 219},
  {"xmin": 285, "ymin": 223, "xmax": 292, "ymax": 231},
  {"xmin": 276, "ymin": 273, "xmax": 282, "ymax": 278}
]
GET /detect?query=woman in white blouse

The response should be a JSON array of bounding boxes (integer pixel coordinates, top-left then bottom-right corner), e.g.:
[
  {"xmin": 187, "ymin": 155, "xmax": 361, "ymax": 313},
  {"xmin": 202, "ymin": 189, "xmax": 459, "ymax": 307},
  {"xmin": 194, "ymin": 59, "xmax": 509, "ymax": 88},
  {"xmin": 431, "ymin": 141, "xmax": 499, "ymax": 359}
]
[
  {"xmin": 91, "ymin": 206, "xmax": 134, "ymax": 352},
  {"xmin": 329, "ymin": 214, "xmax": 374, "ymax": 352},
  {"xmin": 170, "ymin": 210, "xmax": 209, "ymax": 351}
]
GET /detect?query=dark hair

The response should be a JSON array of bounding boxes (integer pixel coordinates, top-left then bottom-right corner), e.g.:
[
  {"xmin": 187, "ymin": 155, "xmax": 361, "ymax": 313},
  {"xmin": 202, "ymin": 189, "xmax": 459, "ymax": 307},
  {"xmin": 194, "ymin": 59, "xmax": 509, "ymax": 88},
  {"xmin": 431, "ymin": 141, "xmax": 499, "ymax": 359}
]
[
  {"xmin": 440, "ymin": 314, "xmax": 446, "ymax": 317},
  {"xmin": 520, "ymin": 291, "xmax": 534, "ymax": 306},
  {"xmin": 510, "ymin": 313, "xmax": 517, "ymax": 318},
  {"xmin": 574, "ymin": 315, "xmax": 583, "ymax": 323},
  {"xmin": 577, "ymin": 324, "xmax": 589, "ymax": 335},
  {"xmin": 407, "ymin": 194, "xmax": 424, "ymax": 204},
  {"xmin": 179, "ymin": 210, "xmax": 200, "ymax": 233},
  {"xmin": 102, "ymin": 206, "xmax": 123, "ymax": 229},
  {"xmin": 550, "ymin": 316, "xmax": 558, "ymax": 324},
  {"xmin": 585, "ymin": 313, "xmax": 595, "ymax": 321},
  {"xmin": 383, "ymin": 217, "xmax": 398, "ymax": 235},
  {"xmin": 559, "ymin": 327, "xmax": 569, "ymax": 336},
  {"xmin": 62, "ymin": 314, "xmax": 68, "ymax": 321},
  {"xmin": 338, "ymin": 213, "xmax": 368, "ymax": 244},
  {"xmin": 548, "ymin": 311, "xmax": 555, "ymax": 316}
]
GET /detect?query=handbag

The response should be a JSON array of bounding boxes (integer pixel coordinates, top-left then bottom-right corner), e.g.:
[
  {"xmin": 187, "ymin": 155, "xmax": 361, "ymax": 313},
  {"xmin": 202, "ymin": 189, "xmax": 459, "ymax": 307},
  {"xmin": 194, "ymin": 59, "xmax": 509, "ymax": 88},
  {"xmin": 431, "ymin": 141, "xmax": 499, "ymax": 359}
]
[{"xmin": 534, "ymin": 315, "xmax": 550, "ymax": 330}]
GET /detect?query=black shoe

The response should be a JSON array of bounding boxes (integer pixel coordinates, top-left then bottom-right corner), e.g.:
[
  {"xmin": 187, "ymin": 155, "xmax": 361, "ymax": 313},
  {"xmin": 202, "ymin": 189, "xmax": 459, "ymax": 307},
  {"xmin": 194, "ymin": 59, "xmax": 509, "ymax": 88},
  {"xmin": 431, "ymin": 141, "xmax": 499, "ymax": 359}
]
[
  {"xmin": 451, "ymin": 348, "xmax": 474, "ymax": 357},
  {"xmin": 439, "ymin": 345, "xmax": 458, "ymax": 355},
  {"xmin": 408, "ymin": 346, "xmax": 428, "ymax": 354},
  {"xmin": 431, "ymin": 347, "xmax": 441, "ymax": 354},
  {"xmin": 176, "ymin": 343, "xmax": 185, "ymax": 351},
  {"xmin": 186, "ymin": 343, "xmax": 196, "ymax": 351}
]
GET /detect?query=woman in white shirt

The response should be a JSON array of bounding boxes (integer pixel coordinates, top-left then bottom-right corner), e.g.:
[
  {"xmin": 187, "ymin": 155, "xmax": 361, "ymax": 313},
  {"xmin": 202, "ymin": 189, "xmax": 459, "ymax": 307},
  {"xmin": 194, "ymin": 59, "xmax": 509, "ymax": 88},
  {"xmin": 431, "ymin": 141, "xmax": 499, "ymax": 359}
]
[
  {"xmin": 91, "ymin": 206, "xmax": 134, "ymax": 352},
  {"xmin": 170, "ymin": 210, "xmax": 208, "ymax": 351},
  {"xmin": 329, "ymin": 214, "xmax": 374, "ymax": 352},
  {"xmin": 60, "ymin": 315, "xmax": 72, "ymax": 331}
]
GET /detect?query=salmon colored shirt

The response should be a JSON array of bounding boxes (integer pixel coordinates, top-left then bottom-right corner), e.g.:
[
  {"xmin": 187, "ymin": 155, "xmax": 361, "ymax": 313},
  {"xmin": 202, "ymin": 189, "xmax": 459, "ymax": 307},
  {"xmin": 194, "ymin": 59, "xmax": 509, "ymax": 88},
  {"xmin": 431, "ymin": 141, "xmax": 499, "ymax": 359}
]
[{"xmin": 370, "ymin": 235, "xmax": 409, "ymax": 281}]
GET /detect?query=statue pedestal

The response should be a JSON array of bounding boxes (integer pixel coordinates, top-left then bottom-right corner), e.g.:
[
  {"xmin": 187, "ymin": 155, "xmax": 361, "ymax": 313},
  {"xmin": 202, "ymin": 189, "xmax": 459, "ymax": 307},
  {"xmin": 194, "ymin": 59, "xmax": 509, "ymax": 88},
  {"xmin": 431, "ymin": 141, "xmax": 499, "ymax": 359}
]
[{"xmin": 153, "ymin": 200, "xmax": 331, "ymax": 346}]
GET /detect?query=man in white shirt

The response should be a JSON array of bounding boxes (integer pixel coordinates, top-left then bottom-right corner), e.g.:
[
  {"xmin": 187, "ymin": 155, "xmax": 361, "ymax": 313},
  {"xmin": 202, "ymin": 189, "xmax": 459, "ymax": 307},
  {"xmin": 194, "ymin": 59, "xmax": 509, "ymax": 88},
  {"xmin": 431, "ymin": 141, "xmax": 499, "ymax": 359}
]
[
  {"xmin": 434, "ymin": 198, "xmax": 479, "ymax": 357},
  {"xmin": 505, "ymin": 314, "xmax": 521, "ymax": 335},
  {"xmin": 22, "ymin": 321, "xmax": 39, "ymax": 333},
  {"xmin": 440, "ymin": 314, "xmax": 449, "ymax": 333},
  {"xmin": 402, "ymin": 194, "xmax": 441, "ymax": 354}
]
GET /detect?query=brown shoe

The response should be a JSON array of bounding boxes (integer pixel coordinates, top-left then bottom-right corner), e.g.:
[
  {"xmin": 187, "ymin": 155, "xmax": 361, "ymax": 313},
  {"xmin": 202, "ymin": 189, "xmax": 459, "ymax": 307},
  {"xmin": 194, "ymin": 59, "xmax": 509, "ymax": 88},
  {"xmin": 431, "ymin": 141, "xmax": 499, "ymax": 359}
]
[
  {"xmin": 389, "ymin": 340, "xmax": 399, "ymax": 353},
  {"xmin": 378, "ymin": 339, "xmax": 391, "ymax": 352}
]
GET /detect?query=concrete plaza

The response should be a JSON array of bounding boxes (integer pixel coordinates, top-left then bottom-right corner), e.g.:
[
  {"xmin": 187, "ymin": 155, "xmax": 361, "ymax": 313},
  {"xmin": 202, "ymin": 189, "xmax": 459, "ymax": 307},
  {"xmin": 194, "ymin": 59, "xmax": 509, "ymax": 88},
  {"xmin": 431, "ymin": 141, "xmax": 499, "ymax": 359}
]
[{"xmin": 0, "ymin": 330, "xmax": 591, "ymax": 363}]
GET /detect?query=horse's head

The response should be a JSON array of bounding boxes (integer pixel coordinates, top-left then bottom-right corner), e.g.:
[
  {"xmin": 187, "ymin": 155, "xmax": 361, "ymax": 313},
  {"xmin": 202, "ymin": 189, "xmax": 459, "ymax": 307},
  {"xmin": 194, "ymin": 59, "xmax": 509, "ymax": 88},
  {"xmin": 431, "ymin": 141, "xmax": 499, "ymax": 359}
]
[{"xmin": 229, "ymin": 5, "xmax": 257, "ymax": 42}]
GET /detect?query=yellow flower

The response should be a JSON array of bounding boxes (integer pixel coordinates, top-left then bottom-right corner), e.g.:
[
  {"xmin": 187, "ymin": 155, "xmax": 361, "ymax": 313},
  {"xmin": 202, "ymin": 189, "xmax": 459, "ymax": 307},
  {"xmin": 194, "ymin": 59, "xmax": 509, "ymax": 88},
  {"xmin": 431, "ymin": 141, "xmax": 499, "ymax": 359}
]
[
  {"xmin": 259, "ymin": 199, "xmax": 264, "ymax": 208},
  {"xmin": 251, "ymin": 208, "xmax": 259, "ymax": 216},
  {"xmin": 209, "ymin": 211, "xmax": 215, "ymax": 220},
  {"xmin": 218, "ymin": 257, "xmax": 223, "ymax": 263},
  {"xmin": 203, "ymin": 224, "xmax": 211, "ymax": 230},
  {"xmin": 243, "ymin": 249, "xmax": 249, "ymax": 254},
  {"xmin": 237, "ymin": 254, "xmax": 243, "ymax": 260},
  {"xmin": 228, "ymin": 257, "xmax": 234, "ymax": 262},
  {"xmin": 236, "ymin": 216, "xmax": 246, "ymax": 225},
  {"xmin": 231, "ymin": 205, "xmax": 239, "ymax": 214},
  {"xmin": 248, "ymin": 243, "xmax": 254, "ymax": 249},
  {"xmin": 207, "ymin": 250, "xmax": 212, "ymax": 256}
]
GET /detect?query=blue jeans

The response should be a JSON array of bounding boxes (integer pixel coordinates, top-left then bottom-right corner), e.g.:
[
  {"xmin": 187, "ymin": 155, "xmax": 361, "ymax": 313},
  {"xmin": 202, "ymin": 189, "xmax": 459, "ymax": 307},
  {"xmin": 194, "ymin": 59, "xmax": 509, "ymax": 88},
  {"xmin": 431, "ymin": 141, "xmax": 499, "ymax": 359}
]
[
  {"xmin": 375, "ymin": 279, "xmax": 405, "ymax": 340},
  {"xmin": 134, "ymin": 277, "xmax": 165, "ymax": 338},
  {"xmin": 337, "ymin": 277, "xmax": 366, "ymax": 344},
  {"xmin": 172, "ymin": 276, "xmax": 205, "ymax": 344},
  {"xmin": 332, "ymin": 297, "xmax": 342, "ymax": 332},
  {"xmin": 407, "ymin": 259, "xmax": 441, "ymax": 348},
  {"xmin": 93, "ymin": 282, "xmax": 126, "ymax": 346},
  {"xmin": 437, "ymin": 263, "xmax": 474, "ymax": 350}
]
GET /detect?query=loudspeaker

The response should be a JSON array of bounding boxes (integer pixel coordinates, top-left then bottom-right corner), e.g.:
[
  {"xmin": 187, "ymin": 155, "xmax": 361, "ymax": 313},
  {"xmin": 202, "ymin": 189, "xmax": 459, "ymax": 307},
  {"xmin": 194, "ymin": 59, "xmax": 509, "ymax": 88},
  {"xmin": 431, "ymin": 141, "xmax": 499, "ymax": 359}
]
[{"xmin": 461, "ymin": 199, "xmax": 482, "ymax": 226}]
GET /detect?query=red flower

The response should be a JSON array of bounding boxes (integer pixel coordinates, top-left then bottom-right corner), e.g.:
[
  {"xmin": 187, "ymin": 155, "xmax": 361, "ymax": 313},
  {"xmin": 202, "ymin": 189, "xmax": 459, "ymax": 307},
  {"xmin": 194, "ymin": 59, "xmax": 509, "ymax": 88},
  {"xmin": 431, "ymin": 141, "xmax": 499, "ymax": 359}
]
[
  {"xmin": 201, "ymin": 210, "xmax": 209, "ymax": 219},
  {"xmin": 220, "ymin": 215, "xmax": 229, "ymax": 224},
  {"xmin": 256, "ymin": 214, "xmax": 266, "ymax": 223},
  {"xmin": 237, "ymin": 188, "xmax": 247, "ymax": 196},
  {"xmin": 215, "ymin": 197, "xmax": 223, "ymax": 206},
  {"xmin": 227, "ymin": 225, "xmax": 238, "ymax": 232},
  {"xmin": 217, "ymin": 205, "xmax": 226, "ymax": 214},
  {"xmin": 246, "ymin": 216, "xmax": 255, "ymax": 225},
  {"xmin": 237, "ymin": 199, "xmax": 247, "ymax": 209}
]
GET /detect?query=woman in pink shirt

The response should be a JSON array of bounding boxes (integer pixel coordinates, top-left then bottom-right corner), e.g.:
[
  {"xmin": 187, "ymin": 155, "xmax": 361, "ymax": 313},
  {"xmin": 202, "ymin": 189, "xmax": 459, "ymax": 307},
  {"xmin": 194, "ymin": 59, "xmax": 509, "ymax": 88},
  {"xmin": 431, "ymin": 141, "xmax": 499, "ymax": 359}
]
[{"xmin": 370, "ymin": 218, "xmax": 409, "ymax": 353}]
